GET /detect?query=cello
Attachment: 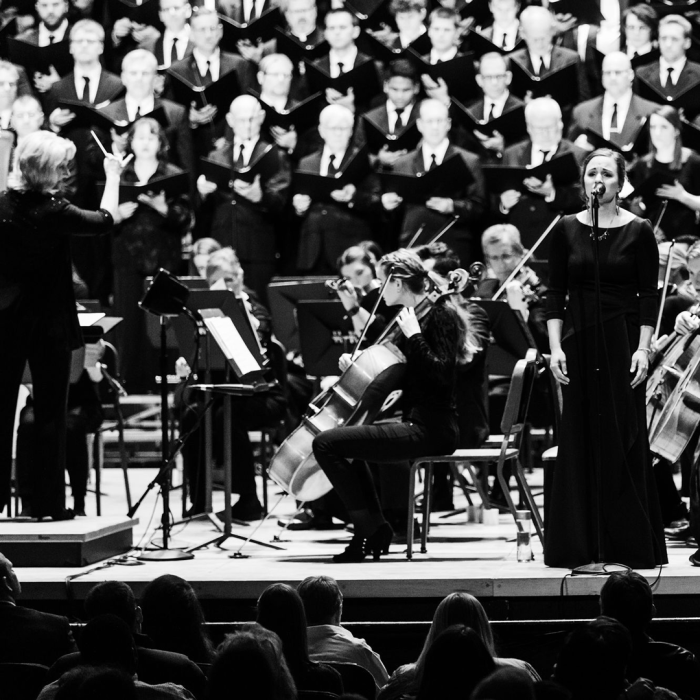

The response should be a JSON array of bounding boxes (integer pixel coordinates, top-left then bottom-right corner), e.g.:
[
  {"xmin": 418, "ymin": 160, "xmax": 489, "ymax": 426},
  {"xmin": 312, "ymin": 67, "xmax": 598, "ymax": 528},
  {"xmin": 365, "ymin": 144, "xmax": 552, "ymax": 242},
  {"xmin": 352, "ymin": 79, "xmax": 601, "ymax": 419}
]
[{"xmin": 267, "ymin": 267, "xmax": 473, "ymax": 501}]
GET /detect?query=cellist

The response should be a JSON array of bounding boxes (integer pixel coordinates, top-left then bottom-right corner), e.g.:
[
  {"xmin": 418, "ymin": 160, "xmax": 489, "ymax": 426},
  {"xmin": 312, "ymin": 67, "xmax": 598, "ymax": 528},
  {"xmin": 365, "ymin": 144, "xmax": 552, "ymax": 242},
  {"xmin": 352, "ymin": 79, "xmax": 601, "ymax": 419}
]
[{"xmin": 312, "ymin": 248, "xmax": 468, "ymax": 562}]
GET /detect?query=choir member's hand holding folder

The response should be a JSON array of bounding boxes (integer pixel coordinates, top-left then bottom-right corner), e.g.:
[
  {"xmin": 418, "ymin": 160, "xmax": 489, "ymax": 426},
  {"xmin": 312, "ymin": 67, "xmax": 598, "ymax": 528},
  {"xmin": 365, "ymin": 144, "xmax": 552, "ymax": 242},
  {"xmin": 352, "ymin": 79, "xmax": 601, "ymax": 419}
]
[
  {"xmin": 7, "ymin": 36, "xmax": 73, "ymax": 77},
  {"xmin": 200, "ymin": 143, "xmax": 279, "ymax": 190},
  {"xmin": 303, "ymin": 58, "xmax": 381, "ymax": 108},
  {"xmin": 379, "ymin": 152, "xmax": 473, "ymax": 203},
  {"xmin": 293, "ymin": 147, "xmax": 371, "ymax": 202},
  {"xmin": 219, "ymin": 7, "xmax": 282, "ymax": 52},
  {"xmin": 628, "ymin": 171, "xmax": 679, "ymax": 202},
  {"xmin": 57, "ymin": 99, "xmax": 168, "ymax": 133},
  {"xmin": 482, "ymin": 151, "xmax": 579, "ymax": 193},
  {"xmin": 509, "ymin": 59, "xmax": 579, "ymax": 106},
  {"xmin": 98, "ymin": 170, "xmax": 190, "ymax": 204},
  {"xmin": 167, "ymin": 67, "xmax": 241, "ymax": 115}
]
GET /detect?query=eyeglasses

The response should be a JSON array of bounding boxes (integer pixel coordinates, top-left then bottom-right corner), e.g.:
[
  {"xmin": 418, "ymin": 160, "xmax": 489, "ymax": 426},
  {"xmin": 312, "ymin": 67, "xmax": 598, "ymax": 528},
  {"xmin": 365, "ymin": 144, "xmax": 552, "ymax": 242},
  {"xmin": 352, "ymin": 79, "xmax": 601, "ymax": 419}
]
[
  {"xmin": 264, "ymin": 71, "xmax": 292, "ymax": 79},
  {"xmin": 0, "ymin": 81, "xmax": 18, "ymax": 88},
  {"xmin": 485, "ymin": 253, "xmax": 517, "ymax": 263},
  {"xmin": 480, "ymin": 73, "xmax": 508, "ymax": 81}
]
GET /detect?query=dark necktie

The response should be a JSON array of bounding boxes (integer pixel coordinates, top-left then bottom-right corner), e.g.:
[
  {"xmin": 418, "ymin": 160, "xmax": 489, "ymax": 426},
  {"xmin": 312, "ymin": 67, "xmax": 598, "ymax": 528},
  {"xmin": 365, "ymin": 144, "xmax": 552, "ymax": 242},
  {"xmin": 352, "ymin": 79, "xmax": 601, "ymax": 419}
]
[
  {"xmin": 248, "ymin": 0, "xmax": 258, "ymax": 21},
  {"xmin": 170, "ymin": 38, "xmax": 179, "ymax": 66},
  {"xmin": 80, "ymin": 76, "xmax": 90, "ymax": 103},
  {"xmin": 486, "ymin": 102, "xmax": 496, "ymax": 122},
  {"xmin": 536, "ymin": 56, "xmax": 545, "ymax": 76},
  {"xmin": 337, "ymin": 62, "xmax": 344, "ymax": 74},
  {"xmin": 48, "ymin": 34, "xmax": 55, "ymax": 44},
  {"xmin": 500, "ymin": 34, "xmax": 508, "ymax": 50},
  {"xmin": 666, "ymin": 66, "xmax": 675, "ymax": 91},
  {"xmin": 327, "ymin": 155, "xmax": 337, "ymax": 176},
  {"xmin": 134, "ymin": 105, "xmax": 141, "ymax": 120},
  {"xmin": 428, "ymin": 153, "xmax": 438, "ymax": 171},
  {"xmin": 540, "ymin": 149, "xmax": 550, "ymax": 163},
  {"xmin": 435, "ymin": 58, "xmax": 443, "ymax": 64},
  {"xmin": 203, "ymin": 60, "xmax": 212, "ymax": 83},
  {"xmin": 392, "ymin": 107, "xmax": 405, "ymax": 134},
  {"xmin": 234, "ymin": 143, "xmax": 246, "ymax": 169},
  {"xmin": 610, "ymin": 102, "xmax": 618, "ymax": 132}
]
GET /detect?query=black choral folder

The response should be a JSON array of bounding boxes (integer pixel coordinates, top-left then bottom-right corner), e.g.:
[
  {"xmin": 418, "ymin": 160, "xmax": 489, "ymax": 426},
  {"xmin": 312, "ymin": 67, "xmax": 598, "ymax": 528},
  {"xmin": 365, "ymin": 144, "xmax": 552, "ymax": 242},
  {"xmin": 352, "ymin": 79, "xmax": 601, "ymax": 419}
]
[
  {"xmin": 635, "ymin": 72, "xmax": 700, "ymax": 119},
  {"xmin": 200, "ymin": 144, "xmax": 278, "ymax": 187},
  {"xmin": 361, "ymin": 115, "xmax": 421, "ymax": 153},
  {"xmin": 294, "ymin": 147, "xmax": 371, "ymax": 200},
  {"xmin": 453, "ymin": 99, "xmax": 527, "ymax": 142},
  {"xmin": 481, "ymin": 152, "xmax": 580, "ymax": 193},
  {"xmin": 273, "ymin": 28, "xmax": 329, "ymax": 65},
  {"xmin": 219, "ymin": 7, "xmax": 282, "ymax": 51},
  {"xmin": 509, "ymin": 59, "xmax": 579, "ymax": 106},
  {"xmin": 303, "ymin": 57, "xmax": 381, "ymax": 105},
  {"xmin": 253, "ymin": 90, "xmax": 324, "ymax": 132},
  {"xmin": 409, "ymin": 50, "xmax": 477, "ymax": 102},
  {"xmin": 167, "ymin": 68, "xmax": 241, "ymax": 114},
  {"xmin": 7, "ymin": 37, "xmax": 72, "ymax": 76},
  {"xmin": 98, "ymin": 170, "xmax": 189, "ymax": 203}
]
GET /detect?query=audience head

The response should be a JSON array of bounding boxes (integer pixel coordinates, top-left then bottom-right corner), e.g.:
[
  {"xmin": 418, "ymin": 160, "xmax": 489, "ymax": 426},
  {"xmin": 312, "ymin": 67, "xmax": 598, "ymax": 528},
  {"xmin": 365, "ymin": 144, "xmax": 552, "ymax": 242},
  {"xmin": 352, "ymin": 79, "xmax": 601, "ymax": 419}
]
[
  {"xmin": 378, "ymin": 248, "xmax": 431, "ymax": 300},
  {"xmin": 519, "ymin": 6, "xmax": 555, "ymax": 54},
  {"xmin": 658, "ymin": 15, "xmax": 691, "ymax": 63},
  {"xmin": 258, "ymin": 54, "xmax": 294, "ymax": 97},
  {"xmin": 600, "ymin": 571, "xmax": 654, "ymax": 636},
  {"xmin": 121, "ymin": 50, "xmax": 158, "ymax": 100},
  {"xmin": 189, "ymin": 7, "xmax": 223, "ymax": 52},
  {"xmin": 282, "ymin": 0, "xmax": 317, "ymax": 37},
  {"xmin": 141, "ymin": 574, "xmax": 213, "ymax": 662},
  {"xmin": 336, "ymin": 245, "xmax": 377, "ymax": 291},
  {"xmin": 471, "ymin": 667, "xmax": 535, "ymax": 700},
  {"xmin": 416, "ymin": 625, "xmax": 496, "ymax": 700},
  {"xmin": 84, "ymin": 581, "xmax": 141, "ymax": 632},
  {"xmin": 0, "ymin": 61, "xmax": 20, "ymax": 112},
  {"xmin": 649, "ymin": 106, "xmax": 682, "ymax": 167},
  {"xmin": 55, "ymin": 667, "xmax": 137, "ymax": 700},
  {"xmin": 191, "ymin": 237, "xmax": 222, "ymax": 276},
  {"xmin": 476, "ymin": 52, "xmax": 511, "ymax": 100},
  {"xmin": 297, "ymin": 575, "xmax": 343, "ymax": 626},
  {"xmin": 427, "ymin": 7, "xmax": 460, "ymax": 53},
  {"xmin": 11, "ymin": 96, "xmax": 44, "ymax": 140},
  {"xmin": 417, "ymin": 98, "xmax": 451, "ymax": 147},
  {"xmin": 489, "ymin": 0, "xmax": 520, "ymax": 27},
  {"xmin": 391, "ymin": 0, "xmax": 427, "ymax": 36},
  {"xmin": 622, "ymin": 4, "xmax": 657, "ymax": 50},
  {"xmin": 226, "ymin": 95, "xmax": 265, "ymax": 141},
  {"xmin": 13, "ymin": 131, "xmax": 76, "ymax": 194},
  {"xmin": 384, "ymin": 59, "xmax": 420, "ymax": 109},
  {"xmin": 159, "ymin": 0, "xmax": 192, "ymax": 33},
  {"xmin": 324, "ymin": 8, "xmax": 360, "ymax": 51},
  {"xmin": 209, "ymin": 628, "xmax": 296, "ymax": 700},
  {"xmin": 552, "ymin": 616, "xmax": 632, "ymax": 700},
  {"xmin": 319, "ymin": 104, "xmax": 354, "ymax": 152},
  {"xmin": 127, "ymin": 118, "xmax": 169, "ymax": 162},
  {"xmin": 206, "ymin": 246, "xmax": 244, "ymax": 293},
  {"xmin": 257, "ymin": 582, "xmax": 311, "ymax": 674},
  {"xmin": 35, "ymin": 0, "xmax": 69, "ymax": 29},
  {"xmin": 524, "ymin": 97, "xmax": 563, "ymax": 150},
  {"xmin": 79, "ymin": 614, "xmax": 138, "ymax": 674},
  {"xmin": 69, "ymin": 20, "xmax": 105, "ymax": 64},
  {"xmin": 601, "ymin": 52, "xmax": 634, "ymax": 99},
  {"xmin": 0, "ymin": 553, "xmax": 20, "ymax": 602},
  {"xmin": 482, "ymin": 223, "xmax": 524, "ymax": 281}
]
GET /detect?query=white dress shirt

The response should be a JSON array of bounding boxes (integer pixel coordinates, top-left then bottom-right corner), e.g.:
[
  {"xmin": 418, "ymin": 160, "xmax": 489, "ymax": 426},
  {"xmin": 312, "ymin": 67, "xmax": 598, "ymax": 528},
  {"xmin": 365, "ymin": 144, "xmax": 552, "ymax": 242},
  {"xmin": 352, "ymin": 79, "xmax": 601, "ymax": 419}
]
[
  {"xmin": 482, "ymin": 90, "xmax": 510, "ymax": 121},
  {"xmin": 38, "ymin": 19, "xmax": 69, "ymax": 46},
  {"xmin": 0, "ymin": 109, "xmax": 10, "ymax": 129},
  {"xmin": 528, "ymin": 50, "xmax": 551, "ymax": 74},
  {"xmin": 529, "ymin": 143, "xmax": 558, "ymax": 166},
  {"xmin": 329, "ymin": 46, "xmax": 358, "ymax": 77},
  {"xmin": 660, "ymin": 56, "xmax": 686, "ymax": 87},
  {"xmin": 243, "ymin": 0, "xmax": 267, "ymax": 21},
  {"xmin": 162, "ymin": 26, "xmax": 191, "ymax": 68},
  {"xmin": 320, "ymin": 146, "xmax": 347, "ymax": 176},
  {"xmin": 491, "ymin": 21, "xmax": 519, "ymax": 52},
  {"xmin": 429, "ymin": 46, "xmax": 458, "ymax": 64},
  {"xmin": 386, "ymin": 100, "xmax": 414, "ymax": 132},
  {"xmin": 602, "ymin": 89, "xmax": 633, "ymax": 139},
  {"xmin": 421, "ymin": 138, "xmax": 450, "ymax": 171},
  {"xmin": 232, "ymin": 137, "xmax": 258, "ymax": 167},
  {"xmin": 125, "ymin": 94, "xmax": 155, "ymax": 122},
  {"xmin": 74, "ymin": 65, "xmax": 102, "ymax": 103},
  {"xmin": 626, "ymin": 42, "xmax": 653, "ymax": 59},
  {"xmin": 193, "ymin": 48, "xmax": 221, "ymax": 82}
]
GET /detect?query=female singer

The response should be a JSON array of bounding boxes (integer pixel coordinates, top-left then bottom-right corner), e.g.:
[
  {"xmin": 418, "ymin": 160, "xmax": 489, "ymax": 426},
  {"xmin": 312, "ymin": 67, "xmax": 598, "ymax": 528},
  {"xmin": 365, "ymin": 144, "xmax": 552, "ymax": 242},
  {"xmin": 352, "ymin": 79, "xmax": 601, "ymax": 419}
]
[
  {"xmin": 112, "ymin": 117, "xmax": 192, "ymax": 392},
  {"xmin": 627, "ymin": 106, "xmax": 700, "ymax": 240},
  {"xmin": 312, "ymin": 248, "xmax": 467, "ymax": 561},
  {"xmin": 0, "ymin": 130, "xmax": 125, "ymax": 520},
  {"xmin": 545, "ymin": 148, "xmax": 667, "ymax": 569}
]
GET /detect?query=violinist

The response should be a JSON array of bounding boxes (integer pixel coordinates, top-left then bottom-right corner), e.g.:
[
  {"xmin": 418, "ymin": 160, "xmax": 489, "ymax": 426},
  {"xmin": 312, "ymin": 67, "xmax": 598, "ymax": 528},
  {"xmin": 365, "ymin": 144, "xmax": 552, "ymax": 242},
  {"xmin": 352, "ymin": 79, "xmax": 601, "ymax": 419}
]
[
  {"xmin": 312, "ymin": 249, "xmax": 467, "ymax": 561},
  {"xmin": 475, "ymin": 224, "xmax": 549, "ymax": 354}
]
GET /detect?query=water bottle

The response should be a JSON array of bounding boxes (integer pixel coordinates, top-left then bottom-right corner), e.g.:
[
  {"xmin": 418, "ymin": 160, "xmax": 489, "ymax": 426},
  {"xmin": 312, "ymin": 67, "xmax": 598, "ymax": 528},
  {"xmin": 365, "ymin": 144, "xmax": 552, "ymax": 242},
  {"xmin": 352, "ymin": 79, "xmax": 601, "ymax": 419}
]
[{"xmin": 516, "ymin": 510, "xmax": 533, "ymax": 562}]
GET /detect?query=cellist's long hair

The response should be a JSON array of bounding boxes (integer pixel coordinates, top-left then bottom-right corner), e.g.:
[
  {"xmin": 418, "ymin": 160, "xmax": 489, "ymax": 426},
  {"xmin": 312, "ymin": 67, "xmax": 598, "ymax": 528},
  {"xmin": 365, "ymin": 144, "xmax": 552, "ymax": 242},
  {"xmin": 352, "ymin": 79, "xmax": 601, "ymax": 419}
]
[{"xmin": 378, "ymin": 249, "xmax": 470, "ymax": 365}]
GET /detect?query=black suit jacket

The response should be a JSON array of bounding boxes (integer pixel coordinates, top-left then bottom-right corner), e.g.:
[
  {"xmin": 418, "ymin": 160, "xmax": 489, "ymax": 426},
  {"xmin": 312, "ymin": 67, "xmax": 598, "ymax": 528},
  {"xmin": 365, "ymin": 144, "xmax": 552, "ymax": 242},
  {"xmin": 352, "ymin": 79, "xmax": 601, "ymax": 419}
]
[
  {"xmin": 296, "ymin": 147, "xmax": 381, "ymax": 273},
  {"xmin": 500, "ymin": 138, "xmax": 587, "ymax": 257},
  {"xmin": 0, "ymin": 605, "xmax": 77, "ymax": 667},
  {"xmin": 140, "ymin": 35, "xmax": 195, "ymax": 68},
  {"xmin": 566, "ymin": 94, "xmax": 657, "ymax": 148},
  {"xmin": 392, "ymin": 143, "xmax": 486, "ymax": 265},
  {"xmin": 635, "ymin": 59, "xmax": 700, "ymax": 117}
]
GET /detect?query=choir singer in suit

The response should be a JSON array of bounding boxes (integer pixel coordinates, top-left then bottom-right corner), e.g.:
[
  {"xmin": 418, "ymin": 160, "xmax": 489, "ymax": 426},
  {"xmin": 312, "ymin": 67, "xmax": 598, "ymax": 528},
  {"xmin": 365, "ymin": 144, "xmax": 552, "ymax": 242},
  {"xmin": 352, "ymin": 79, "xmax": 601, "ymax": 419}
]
[
  {"xmin": 197, "ymin": 95, "xmax": 290, "ymax": 300},
  {"xmin": 382, "ymin": 98, "xmax": 486, "ymax": 267},
  {"xmin": 0, "ymin": 131, "xmax": 126, "ymax": 520}
]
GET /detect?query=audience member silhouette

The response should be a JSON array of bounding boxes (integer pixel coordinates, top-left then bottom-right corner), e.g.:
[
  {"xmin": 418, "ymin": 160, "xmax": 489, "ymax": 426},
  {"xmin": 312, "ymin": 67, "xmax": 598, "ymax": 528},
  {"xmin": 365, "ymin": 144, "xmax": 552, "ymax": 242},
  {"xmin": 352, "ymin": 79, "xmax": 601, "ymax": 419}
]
[{"xmin": 470, "ymin": 667, "xmax": 536, "ymax": 700}]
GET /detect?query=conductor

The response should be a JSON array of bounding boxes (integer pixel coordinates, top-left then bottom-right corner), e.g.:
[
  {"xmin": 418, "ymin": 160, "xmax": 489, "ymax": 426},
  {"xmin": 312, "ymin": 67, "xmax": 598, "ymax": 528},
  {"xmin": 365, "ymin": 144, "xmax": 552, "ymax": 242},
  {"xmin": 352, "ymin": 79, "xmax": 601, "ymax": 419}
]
[{"xmin": 0, "ymin": 131, "xmax": 126, "ymax": 520}]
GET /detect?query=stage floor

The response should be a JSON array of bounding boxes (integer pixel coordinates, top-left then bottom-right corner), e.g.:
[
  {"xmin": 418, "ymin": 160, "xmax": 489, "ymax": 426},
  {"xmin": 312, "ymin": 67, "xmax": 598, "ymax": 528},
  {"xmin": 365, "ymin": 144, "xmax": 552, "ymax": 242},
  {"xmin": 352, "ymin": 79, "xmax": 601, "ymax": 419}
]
[{"xmin": 3, "ymin": 466, "xmax": 700, "ymax": 615}]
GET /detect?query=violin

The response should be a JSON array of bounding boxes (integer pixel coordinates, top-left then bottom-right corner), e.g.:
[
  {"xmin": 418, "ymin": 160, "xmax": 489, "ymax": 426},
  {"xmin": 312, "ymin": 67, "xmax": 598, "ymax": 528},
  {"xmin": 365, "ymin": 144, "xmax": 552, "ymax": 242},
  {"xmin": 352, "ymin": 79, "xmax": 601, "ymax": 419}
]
[{"xmin": 267, "ymin": 268, "xmax": 472, "ymax": 502}]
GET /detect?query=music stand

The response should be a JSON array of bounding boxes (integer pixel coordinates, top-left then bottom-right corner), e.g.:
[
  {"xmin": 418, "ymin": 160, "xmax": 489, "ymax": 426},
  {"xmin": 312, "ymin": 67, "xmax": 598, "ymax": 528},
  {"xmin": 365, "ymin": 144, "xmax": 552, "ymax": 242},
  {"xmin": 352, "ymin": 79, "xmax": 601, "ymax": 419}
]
[{"xmin": 267, "ymin": 276, "xmax": 331, "ymax": 353}]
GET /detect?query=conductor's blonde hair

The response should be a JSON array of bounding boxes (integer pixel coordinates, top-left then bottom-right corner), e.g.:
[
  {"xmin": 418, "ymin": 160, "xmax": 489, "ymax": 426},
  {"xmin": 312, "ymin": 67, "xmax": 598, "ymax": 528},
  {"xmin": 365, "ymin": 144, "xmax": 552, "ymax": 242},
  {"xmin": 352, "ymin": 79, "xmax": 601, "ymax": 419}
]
[{"xmin": 13, "ymin": 130, "xmax": 76, "ymax": 193}]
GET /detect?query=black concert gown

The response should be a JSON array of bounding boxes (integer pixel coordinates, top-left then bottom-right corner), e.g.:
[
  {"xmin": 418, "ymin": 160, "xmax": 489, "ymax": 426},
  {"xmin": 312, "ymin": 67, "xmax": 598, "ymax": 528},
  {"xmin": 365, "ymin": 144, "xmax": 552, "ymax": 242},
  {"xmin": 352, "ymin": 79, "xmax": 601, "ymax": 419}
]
[{"xmin": 544, "ymin": 215, "xmax": 667, "ymax": 569}]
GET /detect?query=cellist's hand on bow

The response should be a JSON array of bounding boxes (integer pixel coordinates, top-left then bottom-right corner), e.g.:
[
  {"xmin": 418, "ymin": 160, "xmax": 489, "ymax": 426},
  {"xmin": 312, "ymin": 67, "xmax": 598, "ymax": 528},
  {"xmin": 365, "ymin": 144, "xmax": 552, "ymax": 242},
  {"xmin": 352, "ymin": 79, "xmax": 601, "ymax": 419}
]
[
  {"xmin": 397, "ymin": 307, "xmax": 421, "ymax": 338},
  {"xmin": 338, "ymin": 353, "xmax": 353, "ymax": 372},
  {"xmin": 630, "ymin": 349, "xmax": 649, "ymax": 388}
]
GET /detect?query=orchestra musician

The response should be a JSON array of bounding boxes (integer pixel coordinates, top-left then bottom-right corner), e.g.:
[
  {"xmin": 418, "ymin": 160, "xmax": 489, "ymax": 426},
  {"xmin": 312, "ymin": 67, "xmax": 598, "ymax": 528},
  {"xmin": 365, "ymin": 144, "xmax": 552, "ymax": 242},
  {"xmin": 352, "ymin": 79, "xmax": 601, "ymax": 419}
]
[
  {"xmin": 0, "ymin": 130, "xmax": 126, "ymax": 520},
  {"xmin": 545, "ymin": 147, "xmax": 667, "ymax": 569},
  {"xmin": 312, "ymin": 248, "xmax": 468, "ymax": 561}
]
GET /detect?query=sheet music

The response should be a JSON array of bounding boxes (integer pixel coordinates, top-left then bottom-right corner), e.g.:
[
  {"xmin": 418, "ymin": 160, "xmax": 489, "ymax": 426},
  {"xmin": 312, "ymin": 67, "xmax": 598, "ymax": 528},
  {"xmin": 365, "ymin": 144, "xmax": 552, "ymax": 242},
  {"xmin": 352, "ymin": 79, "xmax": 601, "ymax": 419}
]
[
  {"xmin": 202, "ymin": 315, "xmax": 260, "ymax": 376},
  {"xmin": 78, "ymin": 312, "xmax": 106, "ymax": 326}
]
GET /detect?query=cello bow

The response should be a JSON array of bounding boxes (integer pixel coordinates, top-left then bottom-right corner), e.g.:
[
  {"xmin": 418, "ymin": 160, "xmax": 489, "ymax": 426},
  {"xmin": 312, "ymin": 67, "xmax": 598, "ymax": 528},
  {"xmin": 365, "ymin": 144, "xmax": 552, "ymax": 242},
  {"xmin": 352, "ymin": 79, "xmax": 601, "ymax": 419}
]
[{"xmin": 654, "ymin": 239, "xmax": 676, "ymax": 340}]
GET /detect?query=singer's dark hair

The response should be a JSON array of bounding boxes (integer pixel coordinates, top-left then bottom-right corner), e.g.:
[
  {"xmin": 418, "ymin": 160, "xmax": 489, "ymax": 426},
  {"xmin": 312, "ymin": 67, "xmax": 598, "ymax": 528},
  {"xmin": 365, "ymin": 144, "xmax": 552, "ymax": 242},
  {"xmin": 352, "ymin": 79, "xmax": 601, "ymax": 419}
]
[{"xmin": 580, "ymin": 148, "xmax": 626, "ymax": 201}]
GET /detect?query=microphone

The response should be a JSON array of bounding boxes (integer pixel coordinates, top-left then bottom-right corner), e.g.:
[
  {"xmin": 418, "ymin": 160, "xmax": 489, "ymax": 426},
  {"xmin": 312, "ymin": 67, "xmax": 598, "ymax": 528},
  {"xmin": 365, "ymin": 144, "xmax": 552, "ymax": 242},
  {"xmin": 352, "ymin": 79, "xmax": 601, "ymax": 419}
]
[{"xmin": 591, "ymin": 182, "xmax": 606, "ymax": 198}]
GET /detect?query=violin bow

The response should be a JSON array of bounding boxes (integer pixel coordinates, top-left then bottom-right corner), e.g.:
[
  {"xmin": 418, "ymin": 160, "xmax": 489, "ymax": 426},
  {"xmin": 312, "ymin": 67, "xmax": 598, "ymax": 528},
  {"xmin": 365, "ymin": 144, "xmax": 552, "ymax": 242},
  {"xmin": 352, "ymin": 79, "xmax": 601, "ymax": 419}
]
[
  {"xmin": 655, "ymin": 238, "xmax": 676, "ymax": 340},
  {"xmin": 350, "ymin": 268, "xmax": 394, "ymax": 362},
  {"xmin": 653, "ymin": 199, "xmax": 669, "ymax": 238},
  {"xmin": 425, "ymin": 216, "xmax": 460, "ymax": 248},
  {"xmin": 492, "ymin": 214, "xmax": 561, "ymax": 301}
]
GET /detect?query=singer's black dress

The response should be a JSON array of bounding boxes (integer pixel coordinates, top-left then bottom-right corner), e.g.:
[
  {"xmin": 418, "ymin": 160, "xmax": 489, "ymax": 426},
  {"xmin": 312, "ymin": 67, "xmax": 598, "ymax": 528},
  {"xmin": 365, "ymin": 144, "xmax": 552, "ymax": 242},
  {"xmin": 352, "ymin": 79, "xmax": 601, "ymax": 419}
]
[{"xmin": 544, "ymin": 214, "xmax": 667, "ymax": 569}]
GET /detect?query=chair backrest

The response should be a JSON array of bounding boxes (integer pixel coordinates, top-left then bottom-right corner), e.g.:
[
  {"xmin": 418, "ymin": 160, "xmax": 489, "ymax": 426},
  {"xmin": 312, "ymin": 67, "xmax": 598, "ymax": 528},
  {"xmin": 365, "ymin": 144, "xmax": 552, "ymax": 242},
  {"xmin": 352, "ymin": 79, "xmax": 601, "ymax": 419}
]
[
  {"xmin": 499, "ymin": 348, "xmax": 537, "ymax": 440},
  {"xmin": 0, "ymin": 662, "xmax": 49, "ymax": 700},
  {"xmin": 324, "ymin": 661, "xmax": 376, "ymax": 700}
]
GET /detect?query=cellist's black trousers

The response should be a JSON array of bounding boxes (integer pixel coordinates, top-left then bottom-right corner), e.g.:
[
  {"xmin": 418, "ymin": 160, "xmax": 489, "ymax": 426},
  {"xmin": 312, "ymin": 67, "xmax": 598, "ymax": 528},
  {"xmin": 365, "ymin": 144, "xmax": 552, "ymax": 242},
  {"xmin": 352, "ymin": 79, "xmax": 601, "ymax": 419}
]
[{"xmin": 313, "ymin": 420, "xmax": 441, "ymax": 537}]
